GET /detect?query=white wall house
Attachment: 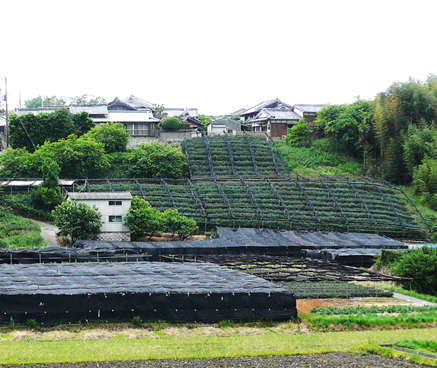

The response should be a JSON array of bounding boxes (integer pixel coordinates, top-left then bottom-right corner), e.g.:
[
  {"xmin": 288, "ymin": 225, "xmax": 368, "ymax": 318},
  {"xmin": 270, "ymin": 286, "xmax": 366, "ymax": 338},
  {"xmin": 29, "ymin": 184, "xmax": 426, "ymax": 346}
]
[
  {"xmin": 207, "ymin": 118, "xmax": 241, "ymax": 136},
  {"xmin": 68, "ymin": 192, "xmax": 132, "ymax": 241}
]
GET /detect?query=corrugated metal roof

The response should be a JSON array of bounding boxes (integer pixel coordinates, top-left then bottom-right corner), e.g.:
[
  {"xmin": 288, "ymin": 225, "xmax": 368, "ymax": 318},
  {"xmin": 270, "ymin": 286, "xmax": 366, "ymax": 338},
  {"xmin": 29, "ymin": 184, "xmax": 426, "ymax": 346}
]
[{"xmin": 68, "ymin": 192, "xmax": 133, "ymax": 200}]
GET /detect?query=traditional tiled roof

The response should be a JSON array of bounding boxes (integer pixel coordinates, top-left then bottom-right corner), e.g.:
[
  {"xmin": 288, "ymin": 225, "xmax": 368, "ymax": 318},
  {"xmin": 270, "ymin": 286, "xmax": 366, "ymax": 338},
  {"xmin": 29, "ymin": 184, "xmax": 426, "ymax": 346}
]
[
  {"xmin": 14, "ymin": 106, "xmax": 69, "ymax": 116},
  {"xmin": 69, "ymin": 104, "xmax": 108, "ymax": 115},
  {"xmin": 261, "ymin": 108, "xmax": 301, "ymax": 120},
  {"xmin": 164, "ymin": 108, "xmax": 199, "ymax": 118},
  {"xmin": 68, "ymin": 192, "xmax": 133, "ymax": 200},
  {"xmin": 240, "ymin": 98, "xmax": 293, "ymax": 117},
  {"xmin": 108, "ymin": 97, "xmax": 136, "ymax": 111},
  {"xmin": 121, "ymin": 95, "xmax": 154, "ymax": 109},
  {"xmin": 294, "ymin": 104, "xmax": 325, "ymax": 113}
]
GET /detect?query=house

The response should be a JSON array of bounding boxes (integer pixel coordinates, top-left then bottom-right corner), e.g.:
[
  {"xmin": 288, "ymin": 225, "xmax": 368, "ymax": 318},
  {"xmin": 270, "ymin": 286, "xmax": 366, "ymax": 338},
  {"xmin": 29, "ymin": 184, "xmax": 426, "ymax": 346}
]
[
  {"xmin": 294, "ymin": 104, "xmax": 325, "ymax": 126},
  {"xmin": 68, "ymin": 192, "xmax": 132, "ymax": 241},
  {"xmin": 207, "ymin": 118, "xmax": 241, "ymax": 136},
  {"xmin": 240, "ymin": 98, "xmax": 293, "ymax": 122},
  {"xmin": 248, "ymin": 108, "xmax": 302, "ymax": 138}
]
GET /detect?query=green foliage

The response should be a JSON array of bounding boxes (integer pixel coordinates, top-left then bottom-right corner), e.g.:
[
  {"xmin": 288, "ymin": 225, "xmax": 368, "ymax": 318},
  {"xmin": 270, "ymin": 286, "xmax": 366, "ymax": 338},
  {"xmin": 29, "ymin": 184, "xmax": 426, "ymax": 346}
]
[
  {"xmin": 150, "ymin": 104, "xmax": 168, "ymax": 120},
  {"xmin": 412, "ymin": 158, "xmax": 437, "ymax": 210},
  {"xmin": 2, "ymin": 194, "xmax": 53, "ymax": 221},
  {"xmin": 316, "ymin": 99, "xmax": 375, "ymax": 159},
  {"xmin": 159, "ymin": 117, "xmax": 188, "ymax": 131},
  {"xmin": 131, "ymin": 316, "xmax": 143, "ymax": 326},
  {"xmin": 395, "ymin": 339, "xmax": 437, "ymax": 354},
  {"xmin": 31, "ymin": 187, "xmax": 64, "ymax": 212},
  {"xmin": 0, "ymin": 147, "xmax": 40, "ymax": 177},
  {"xmin": 36, "ymin": 135, "xmax": 111, "ymax": 178},
  {"xmin": 124, "ymin": 197, "xmax": 163, "ymax": 240},
  {"xmin": 0, "ymin": 206, "xmax": 46, "ymax": 248},
  {"xmin": 26, "ymin": 319, "xmax": 38, "ymax": 328},
  {"xmin": 199, "ymin": 115, "xmax": 217, "ymax": 130},
  {"xmin": 52, "ymin": 201, "xmax": 102, "ymax": 242},
  {"xmin": 276, "ymin": 140, "xmax": 363, "ymax": 176},
  {"xmin": 70, "ymin": 94, "xmax": 106, "ymax": 105},
  {"xmin": 9, "ymin": 109, "xmax": 94, "ymax": 151},
  {"xmin": 285, "ymin": 119, "xmax": 311, "ymax": 147},
  {"xmin": 162, "ymin": 209, "xmax": 198, "ymax": 240},
  {"xmin": 311, "ymin": 305, "xmax": 437, "ymax": 316},
  {"xmin": 83, "ymin": 123, "xmax": 129, "ymax": 153},
  {"xmin": 126, "ymin": 142, "xmax": 187, "ymax": 178},
  {"xmin": 71, "ymin": 111, "xmax": 96, "ymax": 137},
  {"xmin": 24, "ymin": 95, "xmax": 66, "ymax": 108},
  {"xmin": 403, "ymin": 125, "xmax": 437, "ymax": 176},
  {"xmin": 392, "ymin": 247, "xmax": 437, "ymax": 295}
]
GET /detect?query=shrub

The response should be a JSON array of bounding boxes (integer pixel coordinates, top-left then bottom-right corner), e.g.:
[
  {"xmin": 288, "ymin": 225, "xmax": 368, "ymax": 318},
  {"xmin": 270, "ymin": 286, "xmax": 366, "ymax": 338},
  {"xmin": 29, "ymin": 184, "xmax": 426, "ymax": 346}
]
[
  {"xmin": 126, "ymin": 142, "xmax": 187, "ymax": 178},
  {"xmin": 160, "ymin": 117, "xmax": 188, "ymax": 131},
  {"xmin": 125, "ymin": 197, "xmax": 164, "ymax": 240},
  {"xmin": 162, "ymin": 209, "xmax": 198, "ymax": 240},
  {"xmin": 53, "ymin": 201, "xmax": 102, "ymax": 242},
  {"xmin": 286, "ymin": 119, "xmax": 311, "ymax": 147},
  {"xmin": 83, "ymin": 122, "xmax": 130, "ymax": 153}
]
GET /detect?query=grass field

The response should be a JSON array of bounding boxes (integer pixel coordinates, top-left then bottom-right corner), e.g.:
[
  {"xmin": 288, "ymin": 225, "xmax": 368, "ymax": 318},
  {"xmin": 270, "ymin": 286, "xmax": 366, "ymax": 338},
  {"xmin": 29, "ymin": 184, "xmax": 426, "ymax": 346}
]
[{"xmin": 1, "ymin": 327, "xmax": 437, "ymax": 364}]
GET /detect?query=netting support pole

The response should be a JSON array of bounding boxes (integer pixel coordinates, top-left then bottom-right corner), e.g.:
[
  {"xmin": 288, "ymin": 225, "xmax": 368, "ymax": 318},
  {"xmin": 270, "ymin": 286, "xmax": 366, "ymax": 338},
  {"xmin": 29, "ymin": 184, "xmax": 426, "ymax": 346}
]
[
  {"xmin": 106, "ymin": 179, "xmax": 115, "ymax": 192},
  {"xmin": 344, "ymin": 178, "xmax": 377, "ymax": 226},
  {"xmin": 245, "ymin": 132, "xmax": 261, "ymax": 177},
  {"xmin": 183, "ymin": 138, "xmax": 195, "ymax": 179},
  {"xmin": 267, "ymin": 179, "xmax": 292, "ymax": 221},
  {"xmin": 264, "ymin": 133, "xmax": 281, "ymax": 176},
  {"xmin": 294, "ymin": 180, "xmax": 321, "ymax": 224},
  {"xmin": 224, "ymin": 130, "xmax": 238, "ymax": 177},
  {"xmin": 213, "ymin": 178, "xmax": 235, "ymax": 219},
  {"xmin": 372, "ymin": 183, "xmax": 404, "ymax": 229},
  {"xmin": 134, "ymin": 179, "xmax": 147, "ymax": 201},
  {"xmin": 188, "ymin": 179, "xmax": 208, "ymax": 218},
  {"xmin": 239, "ymin": 176, "xmax": 264, "ymax": 220},
  {"xmin": 161, "ymin": 178, "xmax": 177, "ymax": 210},
  {"xmin": 321, "ymin": 180, "xmax": 349, "ymax": 225},
  {"xmin": 202, "ymin": 132, "xmax": 217, "ymax": 178}
]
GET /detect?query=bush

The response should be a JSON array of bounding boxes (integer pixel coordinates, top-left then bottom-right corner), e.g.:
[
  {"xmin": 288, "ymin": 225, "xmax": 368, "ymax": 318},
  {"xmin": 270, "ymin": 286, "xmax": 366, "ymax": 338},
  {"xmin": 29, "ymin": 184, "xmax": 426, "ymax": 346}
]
[
  {"xmin": 162, "ymin": 209, "xmax": 198, "ymax": 240},
  {"xmin": 31, "ymin": 187, "xmax": 64, "ymax": 212},
  {"xmin": 286, "ymin": 119, "xmax": 311, "ymax": 147},
  {"xmin": 125, "ymin": 197, "xmax": 164, "ymax": 240},
  {"xmin": 159, "ymin": 117, "xmax": 188, "ymax": 131},
  {"xmin": 83, "ymin": 122, "xmax": 130, "ymax": 153},
  {"xmin": 53, "ymin": 201, "xmax": 102, "ymax": 242},
  {"xmin": 126, "ymin": 142, "xmax": 187, "ymax": 178},
  {"xmin": 393, "ymin": 247, "xmax": 437, "ymax": 295}
]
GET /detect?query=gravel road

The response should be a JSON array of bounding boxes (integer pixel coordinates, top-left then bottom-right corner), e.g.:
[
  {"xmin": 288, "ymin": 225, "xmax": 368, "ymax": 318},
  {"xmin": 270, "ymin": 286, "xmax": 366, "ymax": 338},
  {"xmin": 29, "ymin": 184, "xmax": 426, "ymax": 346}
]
[{"xmin": 1, "ymin": 353, "xmax": 422, "ymax": 368}]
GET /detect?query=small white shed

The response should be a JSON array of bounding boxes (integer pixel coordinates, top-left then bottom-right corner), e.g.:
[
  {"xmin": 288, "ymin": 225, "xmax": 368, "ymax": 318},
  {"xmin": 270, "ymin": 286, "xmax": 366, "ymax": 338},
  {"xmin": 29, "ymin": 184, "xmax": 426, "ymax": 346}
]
[{"xmin": 68, "ymin": 192, "xmax": 133, "ymax": 241}]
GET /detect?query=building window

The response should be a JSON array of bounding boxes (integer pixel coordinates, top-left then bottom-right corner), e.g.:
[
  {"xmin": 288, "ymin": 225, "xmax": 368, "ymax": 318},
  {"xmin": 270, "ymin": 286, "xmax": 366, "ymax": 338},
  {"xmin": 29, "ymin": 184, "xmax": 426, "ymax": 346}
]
[
  {"xmin": 227, "ymin": 129, "xmax": 233, "ymax": 133},
  {"xmin": 125, "ymin": 123, "xmax": 151, "ymax": 137},
  {"xmin": 109, "ymin": 215, "xmax": 122, "ymax": 223},
  {"xmin": 109, "ymin": 200, "xmax": 122, "ymax": 206}
]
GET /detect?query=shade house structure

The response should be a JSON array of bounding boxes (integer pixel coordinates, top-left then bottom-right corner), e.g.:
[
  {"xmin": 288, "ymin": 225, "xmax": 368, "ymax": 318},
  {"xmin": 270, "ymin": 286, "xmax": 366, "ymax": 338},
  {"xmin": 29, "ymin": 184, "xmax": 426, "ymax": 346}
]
[{"xmin": 0, "ymin": 262, "xmax": 297, "ymax": 325}]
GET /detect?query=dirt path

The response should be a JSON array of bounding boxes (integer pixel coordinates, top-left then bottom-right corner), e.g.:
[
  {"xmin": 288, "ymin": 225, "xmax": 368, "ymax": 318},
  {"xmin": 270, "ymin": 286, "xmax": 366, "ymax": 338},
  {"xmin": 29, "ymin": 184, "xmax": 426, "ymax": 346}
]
[{"xmin": 34, "ymin": 220, "xmax": 59, "ymax": 247}]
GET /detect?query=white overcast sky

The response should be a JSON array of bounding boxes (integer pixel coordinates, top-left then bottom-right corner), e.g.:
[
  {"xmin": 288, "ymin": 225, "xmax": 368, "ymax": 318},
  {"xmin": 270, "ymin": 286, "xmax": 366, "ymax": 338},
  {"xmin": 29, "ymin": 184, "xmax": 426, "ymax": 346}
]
[{"xmin": 1, "ymin": 0, "xmax": 437, "ymax": 115}]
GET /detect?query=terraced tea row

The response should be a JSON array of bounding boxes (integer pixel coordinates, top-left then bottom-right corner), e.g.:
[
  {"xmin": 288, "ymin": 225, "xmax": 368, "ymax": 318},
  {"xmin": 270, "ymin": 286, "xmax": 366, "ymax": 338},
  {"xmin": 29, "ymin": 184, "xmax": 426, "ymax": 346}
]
[
  {"xmin": 183, "ymin": 134, "xmax": 289, "ymax": 178},
  {"xmin": 73, "ymin": 178, "xmax": 427, "ymax": 239}
]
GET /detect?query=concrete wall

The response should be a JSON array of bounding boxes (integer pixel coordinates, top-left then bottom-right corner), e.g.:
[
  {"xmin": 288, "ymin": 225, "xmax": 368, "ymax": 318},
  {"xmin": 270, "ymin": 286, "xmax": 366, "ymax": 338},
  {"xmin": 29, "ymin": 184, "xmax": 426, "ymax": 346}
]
[
  {"xmin": 70, "ymin": 198, "xmax": 131, "ymax": 241},
  {"xmin": 0, "ymin": 133, "xmax": 6, "ymax": 151},
  {"xmin": 127, "ymin": 130, "xmax": 201, "ymax": 148}
]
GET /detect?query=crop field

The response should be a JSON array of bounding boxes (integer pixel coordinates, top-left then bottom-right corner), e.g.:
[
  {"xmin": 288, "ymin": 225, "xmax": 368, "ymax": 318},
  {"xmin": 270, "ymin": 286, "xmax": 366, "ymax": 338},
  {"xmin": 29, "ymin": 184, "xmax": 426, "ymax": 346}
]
[{"xmin": 72, "ymin": 175, "xmax": 427, "ymax": 239}]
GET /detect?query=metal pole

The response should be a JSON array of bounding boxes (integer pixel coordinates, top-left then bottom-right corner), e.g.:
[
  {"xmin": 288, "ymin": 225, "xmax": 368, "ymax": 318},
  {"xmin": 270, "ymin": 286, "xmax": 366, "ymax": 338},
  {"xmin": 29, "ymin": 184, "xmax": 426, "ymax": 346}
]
[{"xmin": 5, "ymin": 77, "xmax": 8, "ymax": 148}]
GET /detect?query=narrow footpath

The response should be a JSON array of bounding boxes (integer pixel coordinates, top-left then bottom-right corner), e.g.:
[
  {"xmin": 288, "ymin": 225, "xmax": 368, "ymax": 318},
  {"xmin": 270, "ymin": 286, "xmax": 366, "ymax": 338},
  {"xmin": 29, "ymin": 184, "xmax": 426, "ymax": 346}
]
[{"xmin": 34, "ymin": 220, "xmax": 59, "ymax": 247}]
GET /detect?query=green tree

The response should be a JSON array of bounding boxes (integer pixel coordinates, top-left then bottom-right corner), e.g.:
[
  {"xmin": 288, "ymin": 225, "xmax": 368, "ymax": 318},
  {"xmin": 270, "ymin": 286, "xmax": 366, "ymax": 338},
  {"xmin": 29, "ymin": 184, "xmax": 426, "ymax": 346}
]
[
  {"xmin": 286, "ymin": 119, "xmax": 312, "ymax": 147},
  {"xmin": 31, "ymin": 160, "xmax": 64, "ymax": 211},
  {"xmin": 393, "ymin": 247, "xmax": 437, "ymax": 295},
  {"xmin": 83, "ymin": 123, "xmax": 129, "ymax": 153},
  {"xmin": 125, "ymin": 197, "xmax": 164, "ymax": 240},
  {"xmin": 24, "ymin": 95, "xmax": 67, "ymax": 108},
  {"xmin": 70, "ymin": 94, "xmax": 106, "ymax": 105},
  {"xmin": 36, "ymin": 135, "xmax": 111, "ymax": 178},
  {"xmin": 150, "ymin": 104, "xmax": 168, "ymax": 120},
  {"xmin": 162, "ymin": 209, "xmax": 198, "ymax": 240},
  {"xmin": 52, "ymin": 201, "xmax": 102, "ymax": 242},
  {"xmin": 126, "ymin": 142, "xmax": 187, "ymax": 178},
  {"xmin": 0, "ymin": 147, "xmax": 40, "ymax": 177},
  {"xmin": 403, "ymin": 125, "xmax": 437, "ymax": 176},
  {"xmin": 8, "ymin": 109, "xmax": 94, "ymax": 151}
]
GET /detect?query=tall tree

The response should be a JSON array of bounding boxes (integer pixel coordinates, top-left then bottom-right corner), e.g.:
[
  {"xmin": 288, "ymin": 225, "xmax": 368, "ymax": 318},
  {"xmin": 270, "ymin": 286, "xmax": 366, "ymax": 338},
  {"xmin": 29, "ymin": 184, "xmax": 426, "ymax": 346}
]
[
  {"xmin": 70, "ymin": 94, "xmax": 106, "ymax": 105},
  {"xmin": 24, "ymin": 95, "xmax": 66, "ymax": 108}
]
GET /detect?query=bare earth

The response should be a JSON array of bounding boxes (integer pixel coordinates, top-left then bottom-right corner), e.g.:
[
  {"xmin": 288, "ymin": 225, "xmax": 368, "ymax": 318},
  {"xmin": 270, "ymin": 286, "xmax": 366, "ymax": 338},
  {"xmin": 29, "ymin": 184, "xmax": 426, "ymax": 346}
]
[{"xmin": 0, "ymin": 353, "xmax": 423, "ymax": 368}]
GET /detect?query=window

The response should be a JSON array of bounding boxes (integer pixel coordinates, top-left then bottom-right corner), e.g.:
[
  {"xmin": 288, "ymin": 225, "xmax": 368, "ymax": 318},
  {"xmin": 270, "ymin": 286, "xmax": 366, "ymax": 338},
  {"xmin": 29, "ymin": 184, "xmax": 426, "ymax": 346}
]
[
  {"xmin": 109, "ymin": 215, "xmax": 122, "ymax": 223},
  {"xmin": 125, "ymin": 123, "xmax": 151, "ymax": 137},
  {"xmin": 227, "ymin": 129, "xmax": 233, "ymax": 133},
  {"xmin": 109, "ymin": 200, "xmax": 122, "ymax": 206}
]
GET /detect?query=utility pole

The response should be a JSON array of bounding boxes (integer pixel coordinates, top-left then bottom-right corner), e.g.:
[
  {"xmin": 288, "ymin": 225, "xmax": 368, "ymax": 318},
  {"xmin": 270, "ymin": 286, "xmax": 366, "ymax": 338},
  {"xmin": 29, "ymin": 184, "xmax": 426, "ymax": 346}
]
[{"xmin": 5, "ymin": 77, "xmax": 8, "ymax": 148}]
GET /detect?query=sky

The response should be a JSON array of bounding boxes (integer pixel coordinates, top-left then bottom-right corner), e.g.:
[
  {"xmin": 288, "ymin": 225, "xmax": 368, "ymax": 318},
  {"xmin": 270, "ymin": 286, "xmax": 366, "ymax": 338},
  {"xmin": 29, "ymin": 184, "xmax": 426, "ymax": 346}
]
[{"xmin": 1, "ymin": 0, "xmax": 437, "ymax": 115}]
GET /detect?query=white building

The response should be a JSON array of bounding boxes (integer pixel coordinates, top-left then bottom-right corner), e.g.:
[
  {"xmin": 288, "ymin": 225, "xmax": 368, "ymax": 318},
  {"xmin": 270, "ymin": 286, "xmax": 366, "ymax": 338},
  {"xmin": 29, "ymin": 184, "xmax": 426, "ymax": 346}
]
[
  {"xmin": 68, "ymin": 192, "xmax": 132, "ymax": 241},
  {"xmin": 207, "ymin": 118, "xmax": 241, "ymax": 136}
]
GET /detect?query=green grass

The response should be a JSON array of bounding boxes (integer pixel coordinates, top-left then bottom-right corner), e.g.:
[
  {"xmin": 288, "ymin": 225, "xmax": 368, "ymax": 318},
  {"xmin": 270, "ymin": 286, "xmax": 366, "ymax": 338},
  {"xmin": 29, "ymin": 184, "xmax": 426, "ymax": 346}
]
[
  {"xmin": 380, "ymin": 284, "xmax": 437, "ymax": 304},
  {"xmin": 303, "ymin": 310, "xmax": 437, "ymax": 330},
  {"xmin": 395, "ymin": 339, "xmax": 437, "ymax": 354},
  {"xmin": 0, "ymin": 206, "xmax": 46, "ymax": 248},
  {"xmin": 1, "ymin": 328, "xmax": 437, "ymax": 364},
  {"xmin": 275, "ymin": 140, "xmax": 363, "ymax": 176},
  {"xmin": 363, "ymin": 343, "xmax": 437, "ymax": 366},
  {"xmin": 311, "ymin": 305, "xmax": 437, "ymax": 315}
]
